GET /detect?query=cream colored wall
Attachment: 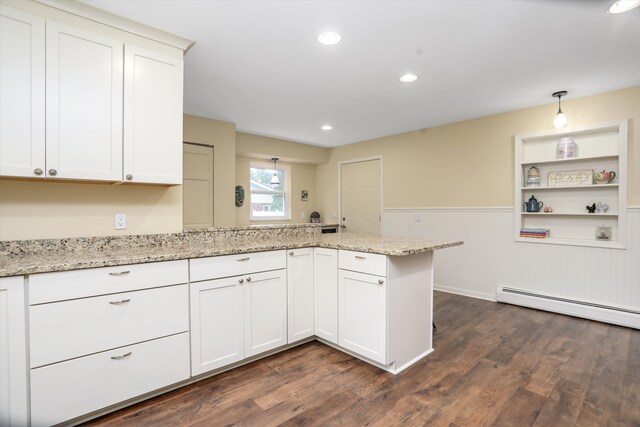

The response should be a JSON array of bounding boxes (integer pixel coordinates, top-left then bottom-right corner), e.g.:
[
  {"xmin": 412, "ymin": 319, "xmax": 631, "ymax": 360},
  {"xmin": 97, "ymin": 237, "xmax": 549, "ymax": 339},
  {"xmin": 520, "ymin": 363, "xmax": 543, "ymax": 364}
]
[
  {"xmin": 183, "ymin": 114, "xmax": 236, "ymax": 227},
  {"xmin": 318, "ymin": 86, "xmax": 640, "ymax": 215},
  {"xmin": 236, "ymin": 132, "xmax": 329, "ymax": 164},
  {"xmin": 235, "ymin": 157, "xmax": 319, "ymax": 226}
]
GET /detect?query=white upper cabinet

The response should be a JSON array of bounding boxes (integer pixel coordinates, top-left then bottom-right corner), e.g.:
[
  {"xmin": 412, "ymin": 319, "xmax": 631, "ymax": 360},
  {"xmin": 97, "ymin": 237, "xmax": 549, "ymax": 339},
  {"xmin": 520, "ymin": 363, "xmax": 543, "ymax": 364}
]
[
  {"xmin": 124, "ymin": 45, "xmax": 183, "ymax": 185},
  {"xmin": 0, "ymin": 5, "xmax": 45, "ymax": 178},
  {"xmin": 45, "ymin": 21, "xmax": 123, "ymax": 181}
]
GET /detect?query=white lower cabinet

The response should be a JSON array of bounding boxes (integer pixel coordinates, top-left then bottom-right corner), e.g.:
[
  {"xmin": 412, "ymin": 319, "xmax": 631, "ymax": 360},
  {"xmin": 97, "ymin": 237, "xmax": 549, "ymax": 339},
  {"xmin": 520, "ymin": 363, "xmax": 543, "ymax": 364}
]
[
  {"xmin": 0, "ymin": 276, "xmax": 29, "ymax": 427},
  {"xmin": 314, "ymin": 248, "xmax": 338, "ymax": 344},
  {"xmin": 244, "ymin": 270, "xmax": 287, "ymax": 357},
  {"xmin": 30, "ymin": 332, "xmax": 190, "ymax": 426},
  {"xmin": 287, "ymin": 248, "xmax": 314, "ymax": 343},
  {"xmin": 338, "ymin": 269, "xmax": 388, "ymax": 365},
  {"xmin": 190, "ymin": 277, "xmax": 244, "ymax": 376}
]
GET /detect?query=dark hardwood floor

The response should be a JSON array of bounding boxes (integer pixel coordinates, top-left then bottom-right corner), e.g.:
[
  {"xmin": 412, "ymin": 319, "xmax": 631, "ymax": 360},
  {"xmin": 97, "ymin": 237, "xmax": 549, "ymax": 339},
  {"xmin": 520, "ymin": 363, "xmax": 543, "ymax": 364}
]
[{"xmin": 86, "ymin": 292, "xmax": 640, "ymax": 426}]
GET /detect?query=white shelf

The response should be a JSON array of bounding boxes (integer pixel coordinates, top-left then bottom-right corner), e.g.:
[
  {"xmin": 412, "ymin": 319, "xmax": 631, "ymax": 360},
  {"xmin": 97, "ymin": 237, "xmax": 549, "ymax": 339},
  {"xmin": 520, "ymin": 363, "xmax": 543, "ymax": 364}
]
[
  {"xmin": 521, "ymin": 184, "xmax": 618, "ymax": 191},
  {"xmin": 521, "ymin": 212, "xmax": 617, "ymax": 217},
  {"xmin": 514, "ymin": 120, "xmax": 628, "ymax": 249},
  {"xmin": 515, "ymin": 236, "xmax": 625, "ymax": 249},
  {"xmin": 521, "ymin": 154, "xmax": 618, "ymax": 166}
]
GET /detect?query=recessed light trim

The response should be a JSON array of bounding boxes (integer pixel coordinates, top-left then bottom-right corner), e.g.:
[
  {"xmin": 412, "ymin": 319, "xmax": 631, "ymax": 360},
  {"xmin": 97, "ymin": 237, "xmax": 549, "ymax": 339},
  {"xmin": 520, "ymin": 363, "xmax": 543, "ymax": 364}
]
[
  {"xmin": 321, "ymin": 125, "xmax": 333, "ymax": 130},
  {"xmin": 399, "ymin": 73, "xmax": 418, "ymax": 83},
  {"xmin": 607, "ymin": 0, "xmax": 640, "ymax": 13},
  {"xmin": 317, "ymin": 32, "xmax": 342, "ymax": 46}
]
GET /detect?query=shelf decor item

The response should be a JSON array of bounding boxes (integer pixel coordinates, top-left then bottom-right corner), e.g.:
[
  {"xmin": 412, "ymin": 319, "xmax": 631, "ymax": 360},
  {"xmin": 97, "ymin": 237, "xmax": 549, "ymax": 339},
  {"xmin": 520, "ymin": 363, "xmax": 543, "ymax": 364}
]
[
  {"xmin": 524, "ymin": 195, "xmax": 544, "ymax": 212},
  {"xmin": 556, "ymin": 137, "xmax": 578, "ymax": 159},
  {"xmin": 520, "ymin": 228, "xmax": 550, "ymax": 238},
  {"xmin": 525, "ymin": 166, "xmax": 541, "ymax": 187},
  {"xmin": 597, "ymin": 202, "xmax": 609, "ymax": 213},
  {"xmin": 594, "ymin": 170, "xmax": 616, "ymax": 184},
  {"xmin": 586, "ymin": 203, "xmax": 596, "ymax": 213},
  {"xmin": 548, "ymin": 170, "xmax": 593, "ymax": 187},
  {"xmin": 595, "ymin": 225, "xmax": 612, "ymax": 241}
]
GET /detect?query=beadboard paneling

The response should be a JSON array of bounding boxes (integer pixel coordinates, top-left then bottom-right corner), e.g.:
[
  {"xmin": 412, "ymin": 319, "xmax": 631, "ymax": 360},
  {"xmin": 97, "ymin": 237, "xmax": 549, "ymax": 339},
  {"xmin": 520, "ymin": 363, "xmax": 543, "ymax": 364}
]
[{"xmin": 382, "ymin": 208, "xmax": 640, "ymax": 311}]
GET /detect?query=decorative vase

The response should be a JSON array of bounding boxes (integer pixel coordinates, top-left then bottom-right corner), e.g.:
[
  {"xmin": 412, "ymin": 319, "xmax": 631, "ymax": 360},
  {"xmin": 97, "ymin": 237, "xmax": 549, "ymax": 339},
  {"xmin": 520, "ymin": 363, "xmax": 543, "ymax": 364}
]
[{"xmin": 556, "ymin": 137, "xmax": 578, "ymax": 159}]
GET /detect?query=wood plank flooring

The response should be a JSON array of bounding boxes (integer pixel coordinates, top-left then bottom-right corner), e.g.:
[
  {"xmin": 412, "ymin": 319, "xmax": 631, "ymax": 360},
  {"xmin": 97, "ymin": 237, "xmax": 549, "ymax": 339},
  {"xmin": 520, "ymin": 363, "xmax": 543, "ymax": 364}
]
[{"xmin": 86, "ymin": 292, "xmax": 640, "ymax": 426}]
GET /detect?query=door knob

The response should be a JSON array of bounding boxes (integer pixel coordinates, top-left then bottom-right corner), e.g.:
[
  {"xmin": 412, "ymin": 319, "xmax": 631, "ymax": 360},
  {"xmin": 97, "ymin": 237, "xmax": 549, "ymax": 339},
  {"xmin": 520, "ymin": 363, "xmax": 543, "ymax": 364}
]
[
  {"xmin": 48, "ymin": 168, "xmax": 57, "ymax": 176},
  {"xmin": 126, "ymin": 174, "xmax": 133, "ymax": 181},
  {"xmin": 34, "ymin": 168, "xmax": 43, "ymax": 176},
  {"xmin": 341, "ymin": 224, "xmax": 346, "ymax": 229}
]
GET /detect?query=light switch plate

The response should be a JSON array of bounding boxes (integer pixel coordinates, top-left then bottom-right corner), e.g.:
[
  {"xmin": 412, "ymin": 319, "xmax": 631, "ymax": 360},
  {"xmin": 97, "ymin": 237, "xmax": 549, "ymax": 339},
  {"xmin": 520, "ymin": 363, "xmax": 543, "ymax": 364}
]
[{"xmin": 115, "ymin": 213, "xmax": 127, "ymax": 230}]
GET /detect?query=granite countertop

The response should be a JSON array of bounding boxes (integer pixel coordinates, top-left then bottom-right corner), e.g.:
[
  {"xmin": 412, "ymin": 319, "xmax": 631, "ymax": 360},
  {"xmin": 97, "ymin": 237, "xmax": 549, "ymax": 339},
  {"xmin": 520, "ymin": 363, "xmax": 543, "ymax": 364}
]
[{"xmin": 0, "ymin": 232, "xmax": 462, "ymax": 278}]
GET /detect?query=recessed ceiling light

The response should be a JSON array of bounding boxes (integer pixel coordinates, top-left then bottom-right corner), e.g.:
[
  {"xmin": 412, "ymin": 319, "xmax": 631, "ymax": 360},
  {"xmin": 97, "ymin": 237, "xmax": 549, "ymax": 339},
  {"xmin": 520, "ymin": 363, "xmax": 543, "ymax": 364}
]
[
  {"xmin": 399, "ymin": 73, "xmax": 418, "ymax": 83},
  {"xmin": 607, "ymin": 0, "xmax": 640, "ymax": 13},
  {"xmin": 317, "ymin": 32, "xmax": 342, "ymax": 46},
  {"xmin": 321, "ymin": 125, "xmax": 333, "ymax": 130}
]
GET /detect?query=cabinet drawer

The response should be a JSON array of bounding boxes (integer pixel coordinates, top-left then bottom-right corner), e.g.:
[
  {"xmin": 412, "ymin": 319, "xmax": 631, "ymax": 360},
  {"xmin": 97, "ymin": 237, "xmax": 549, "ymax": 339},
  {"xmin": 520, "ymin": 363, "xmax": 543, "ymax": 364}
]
[
  {"xmin": 338, "ymin": 250, "xmax": 387, "ymax": 277},
  {"xmin": 29, "ymin": 260, "xmax": 188, "ymax": 304},
  {"xmin": 30, "ymin": 284, "xmax": 188, "ymax": 368},
  {"xmin": 30, "ymin": 332, "xmax": 190, "ymax": 427},
  {"xmin": 190, "ymin": 250, "xmax": 286, "ymax": 282}
]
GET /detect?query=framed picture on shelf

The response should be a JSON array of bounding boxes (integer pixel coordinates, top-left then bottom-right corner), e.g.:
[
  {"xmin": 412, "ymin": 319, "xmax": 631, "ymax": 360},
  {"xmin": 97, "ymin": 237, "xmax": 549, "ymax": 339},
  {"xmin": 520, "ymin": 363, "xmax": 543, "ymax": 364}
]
[{"xmin": 547, "ymin": 170, "xmax": 593, "ymax": 187}]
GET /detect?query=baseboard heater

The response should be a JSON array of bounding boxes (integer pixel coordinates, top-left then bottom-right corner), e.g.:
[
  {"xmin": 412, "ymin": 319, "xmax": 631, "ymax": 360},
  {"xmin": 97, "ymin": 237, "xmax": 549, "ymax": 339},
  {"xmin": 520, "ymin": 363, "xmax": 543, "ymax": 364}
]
[{"xmin": 496, "ymin": 286, "xmax": 640, "ymax": 330}]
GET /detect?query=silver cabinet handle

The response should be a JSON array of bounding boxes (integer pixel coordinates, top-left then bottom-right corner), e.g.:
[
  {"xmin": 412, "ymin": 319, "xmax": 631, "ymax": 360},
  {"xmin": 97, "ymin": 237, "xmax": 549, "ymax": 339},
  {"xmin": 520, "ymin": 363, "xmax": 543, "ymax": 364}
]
[
  {"xmin": 110, "ymin": 352, "xmax": 132, "ymax": 360},
  {"xmin": 109, "ymin": 299, "xmax": 131, "ymax": 305},
  {"xmin": 378, "ymin": 279, "xmax": 384, "ymax": 285},
  {"xmin": 237, "ymin": 257, "xmax": 250, "ymax": 262},
  {"xmin": 109, "ymin": 270, "xmax": 130, "ymax": 276},
  {"xmin": 289, "ymin": 251, "xmax": 294, "ymax": 256},
  {"xmin": 238, "ymin": 278, "xmax": 244, "ymax": 284},
  {"xmin": 34, "ymin": 168, "xmax": 43, "ymax": 176},
  {"xmin": 126, "ymin": 174, "xmax": 133, "ymax": 181},
  {"xmin": 246, "ymin": 277, "xmax": 251, "ymax": 282},
  {"xmin": 355, "ymin": 255, "xmax": 366, "ymax": 260},
  {"xmin": 48, "ymin": 168, "xmax": 57, "ymax": 176}
]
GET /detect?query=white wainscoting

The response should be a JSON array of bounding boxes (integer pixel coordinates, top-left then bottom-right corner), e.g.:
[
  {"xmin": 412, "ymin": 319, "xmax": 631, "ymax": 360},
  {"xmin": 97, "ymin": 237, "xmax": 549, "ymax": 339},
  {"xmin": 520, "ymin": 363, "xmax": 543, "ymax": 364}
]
[{"xmin": 382, "ymin": 207, "xmax": 640, "ymax": 312}]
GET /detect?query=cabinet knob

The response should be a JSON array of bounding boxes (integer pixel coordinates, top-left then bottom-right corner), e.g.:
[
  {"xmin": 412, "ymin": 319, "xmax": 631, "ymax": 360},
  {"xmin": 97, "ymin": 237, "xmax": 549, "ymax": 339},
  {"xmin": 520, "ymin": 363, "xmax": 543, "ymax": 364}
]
[
  {"xmin": 289, "ymin": 251, "xmax": 294, "ymax": 256},
  {"xmin": 246, "ymin": 277, "xmax": 251, "ymax": 282},
  {"xmin": 238, "ymin": 278, "xmax": 244, "ymax": 284},
  {"xmin": 34, "ymin": 168, "xmax": 43, "ymax": 176},
  {"xmin": 126, "ymin": 174, "xmax": 133, "ymax": 181},
  {"xmin": 48, "ymin": 168, "xmax": 57, "ymax": 176},
  {"xmin": 378, "ymin": 279, "xmax": 384, "ymax": 285}
]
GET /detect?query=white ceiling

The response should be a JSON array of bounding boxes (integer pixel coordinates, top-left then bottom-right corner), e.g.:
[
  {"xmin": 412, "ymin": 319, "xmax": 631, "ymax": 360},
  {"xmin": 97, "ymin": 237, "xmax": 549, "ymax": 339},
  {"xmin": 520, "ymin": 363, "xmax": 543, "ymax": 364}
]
[{"xmin": 85, "ymin": 0, "xmax": 640, "ymax": 147}]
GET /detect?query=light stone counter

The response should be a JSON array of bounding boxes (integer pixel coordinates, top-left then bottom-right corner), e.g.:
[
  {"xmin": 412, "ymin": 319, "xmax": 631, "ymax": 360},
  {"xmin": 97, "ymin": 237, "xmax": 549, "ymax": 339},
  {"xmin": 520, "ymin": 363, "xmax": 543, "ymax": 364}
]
[{"xmin": 0, "ymin": 227, "xmax": 462, "ymax": 277}]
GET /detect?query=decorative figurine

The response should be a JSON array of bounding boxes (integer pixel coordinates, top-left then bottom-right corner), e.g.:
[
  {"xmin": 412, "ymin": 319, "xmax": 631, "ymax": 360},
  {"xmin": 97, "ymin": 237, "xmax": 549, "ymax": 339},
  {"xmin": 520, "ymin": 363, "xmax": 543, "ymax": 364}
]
[
  {"xmin": 586, "ymin": 203, "xmax": 596, "ymax": 213},
  {"xmin": 596, "ymin": 225, "xmax": 612, "ymax": 240},
  {"xmin": 597, "ymin": 202, "xmax": 609, "ymax": 213},
  {"xmin": 594, "ymin": 170, "xmax": 616, "ymax": 184},
  {"xmin": 543, "ymin": 206, "xmax": 553, "ymax": 213},
  {"xmin": 526, "ymin": 166, "xmax": 541, "ymax": 187}
]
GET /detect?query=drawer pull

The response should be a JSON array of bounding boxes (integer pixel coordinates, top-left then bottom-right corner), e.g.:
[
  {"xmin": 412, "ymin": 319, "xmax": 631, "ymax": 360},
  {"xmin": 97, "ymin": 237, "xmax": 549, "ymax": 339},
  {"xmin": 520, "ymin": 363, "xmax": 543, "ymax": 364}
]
[
  {"xmin": 110, "ymin": 352, "xmax": 132, "ymax": 360},
  {"xmin": 109, "ymin": 270, "xmax": 131, "ymax": 276},
  {"xmin": 238, "ymin": 278, "xmax": 244, "ymax": 284},
  {"xmin": 355, "ymin": 255, "xmax": 366, "ymax": 260},
  {"xmin": 378, "ymin": 279, "xmax": 384, "ymax": 285},
  {"xmin": 289, "ymin": 251, "xmax": 294, "ymax": 256},
  {"xmin": 109, "ymin": 299, "xmax": 131, "ymax": 305},
  {"xmin": 246, "ymin": 277, "xmax": 252, "ymax": 282},
  {"xmin": 236, "ymin": 257, "xmax": 250, "ymax": 262}
]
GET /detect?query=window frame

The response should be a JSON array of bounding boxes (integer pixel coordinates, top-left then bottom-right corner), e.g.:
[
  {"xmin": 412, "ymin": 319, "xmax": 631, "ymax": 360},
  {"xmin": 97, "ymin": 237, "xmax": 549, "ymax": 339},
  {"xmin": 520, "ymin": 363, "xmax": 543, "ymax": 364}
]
[{"xmin": 249, "ymin": 160, "xmax": 291, "ymax": 221}]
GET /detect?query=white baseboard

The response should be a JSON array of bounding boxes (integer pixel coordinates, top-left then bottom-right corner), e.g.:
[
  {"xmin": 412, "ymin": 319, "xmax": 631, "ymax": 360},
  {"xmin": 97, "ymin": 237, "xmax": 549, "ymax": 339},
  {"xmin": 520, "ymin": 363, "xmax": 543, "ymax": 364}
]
[
  {"xmin": 434, "ymin": 284, "xmax": 496, "ymax": 302},
  {"xmin": 496, "ymin": 286, "xmax": 640, "ymax": 330}
]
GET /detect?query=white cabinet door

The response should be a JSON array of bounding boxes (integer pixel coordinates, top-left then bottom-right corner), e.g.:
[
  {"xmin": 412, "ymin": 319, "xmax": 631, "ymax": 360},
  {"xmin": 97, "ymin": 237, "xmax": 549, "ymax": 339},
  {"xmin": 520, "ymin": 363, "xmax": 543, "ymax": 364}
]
[
  {"xmin": 124, "ymin": 45, "xmax": 183, "ymax": 184},
  {"xmin": 0, "ymin": 5, "xmax": 45, "ymax": 178},
  {"xmin": 287, "ymin": 248, "xmax": 314, "ymax": 343},
  {"xmin": 190, "ymin": 277, "xmax": 244, "ymax": 376},
  {"xmin": 338, "ymin": 270, "xmax": 387, "ymax": 364},
  {"xmin": 244, "ymin": 269, "xmax": 287, "ymax": 357},
  {"xmin": 314, "ymin": 248, "xmax": 338, "ymax": 344},
  {"xmin": 46, "ymin": 21, "xmax": 123, "ymax": 181},
  {"xmin": 0, "ymin": 277, "xmax": 28, "ymax": 427}
]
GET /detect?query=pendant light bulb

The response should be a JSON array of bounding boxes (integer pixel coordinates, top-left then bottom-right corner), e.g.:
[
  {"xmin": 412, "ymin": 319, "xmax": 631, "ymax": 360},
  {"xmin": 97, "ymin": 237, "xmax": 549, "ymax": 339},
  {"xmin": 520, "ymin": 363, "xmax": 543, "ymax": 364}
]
[
  {"xmin": 270, "ymin": 158, "xmax": 280, "ymax": 186},
  {"xmin": 552, "ymin": 91, "xmax": 568, "ymax": 129}
]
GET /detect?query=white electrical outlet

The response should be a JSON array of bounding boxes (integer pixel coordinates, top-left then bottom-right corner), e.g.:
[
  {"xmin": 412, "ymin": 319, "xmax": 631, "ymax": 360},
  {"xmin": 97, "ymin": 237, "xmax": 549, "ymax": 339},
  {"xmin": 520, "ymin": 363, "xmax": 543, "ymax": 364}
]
[
  {"xmin": 300, "ymin": 211, "xmax": 305, "ymax": 219},
  {"xmin": 115, "ymin": 213, "xmax": 127, "ymax": 230},
  {"xmin": 331, "ymin": 212, "xmax": 338, "ymax": 219},
  {"xmin": 414, "ymin": 213, "xmax": 422, "ymax": 222}
]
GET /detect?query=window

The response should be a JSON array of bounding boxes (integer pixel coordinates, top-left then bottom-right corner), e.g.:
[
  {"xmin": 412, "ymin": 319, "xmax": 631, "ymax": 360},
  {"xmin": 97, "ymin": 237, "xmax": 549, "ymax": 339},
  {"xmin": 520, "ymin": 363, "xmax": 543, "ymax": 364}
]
[{"xmin": 249, "ymin": 161, "xmax": 291, "ymax": 221}]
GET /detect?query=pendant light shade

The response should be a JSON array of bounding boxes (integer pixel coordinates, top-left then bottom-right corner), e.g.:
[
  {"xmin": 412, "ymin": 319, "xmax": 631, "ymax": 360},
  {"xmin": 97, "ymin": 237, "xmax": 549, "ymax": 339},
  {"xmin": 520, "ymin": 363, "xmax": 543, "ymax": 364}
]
[
  {"xmin": 552, "ymin": 91, "xmax": 568, "ymax": 129},
  {"xmin": 270, "ymin": 157, "xmax": 280, "ymax": 186}
]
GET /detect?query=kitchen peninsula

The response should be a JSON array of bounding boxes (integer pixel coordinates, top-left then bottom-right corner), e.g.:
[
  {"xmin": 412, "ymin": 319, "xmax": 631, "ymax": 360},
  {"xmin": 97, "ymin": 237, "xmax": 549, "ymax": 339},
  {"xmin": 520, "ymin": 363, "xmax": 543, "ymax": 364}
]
[{"xmin": 0, "ymin": 225, "xmax": 462, "ymax": 426}]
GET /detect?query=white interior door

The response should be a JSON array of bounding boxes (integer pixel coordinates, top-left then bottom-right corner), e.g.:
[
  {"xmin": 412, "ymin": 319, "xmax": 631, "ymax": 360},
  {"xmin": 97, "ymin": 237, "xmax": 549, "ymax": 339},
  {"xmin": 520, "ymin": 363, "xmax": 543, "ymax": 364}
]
[
  {"xmin": 183, "ymin": 143, "xmax": 214, "ymax": 229},
  {"xmin": 341, "ymin": 159, "xmax": 381, "ymax": 234}
]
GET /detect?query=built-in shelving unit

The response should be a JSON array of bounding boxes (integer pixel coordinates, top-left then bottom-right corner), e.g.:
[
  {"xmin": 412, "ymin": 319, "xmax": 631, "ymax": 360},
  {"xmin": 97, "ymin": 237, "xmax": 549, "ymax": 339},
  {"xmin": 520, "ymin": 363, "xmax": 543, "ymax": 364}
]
[{"xmin": 514, "ymin": 120, "xmax": 628, "ymax": 249}]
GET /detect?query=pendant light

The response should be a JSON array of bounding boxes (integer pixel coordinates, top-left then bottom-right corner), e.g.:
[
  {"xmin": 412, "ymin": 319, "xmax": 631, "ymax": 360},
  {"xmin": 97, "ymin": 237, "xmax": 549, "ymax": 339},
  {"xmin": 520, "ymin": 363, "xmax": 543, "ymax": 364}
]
[
  {"xmin": 270, "ymin": 157, "xmax": 280, "ymax": 186},
  {"xmin": 552, "ymin": 91, "xmax": 568, "ymax": 129}
]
